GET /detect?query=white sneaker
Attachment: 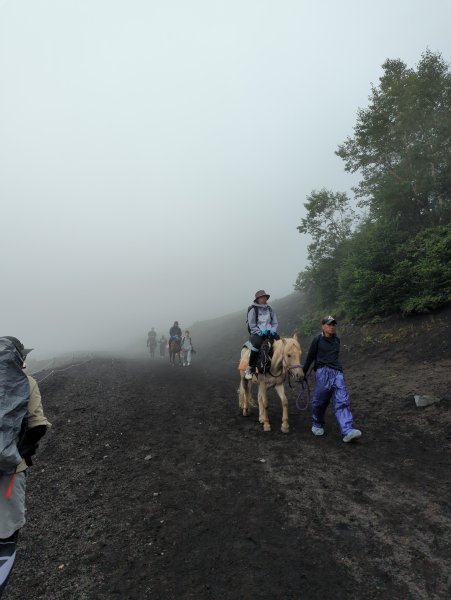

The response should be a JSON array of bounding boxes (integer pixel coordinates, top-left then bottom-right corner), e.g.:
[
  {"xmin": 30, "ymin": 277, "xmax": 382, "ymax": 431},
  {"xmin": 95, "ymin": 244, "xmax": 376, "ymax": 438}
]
[
  {"xmin": 343, "ymin": 429, "xmax": 362, "ymax": 442},
  {"xmin": 244, "ymin": 367, "xmax": 255, "ymax": 380},
  {"xmin": 187, "ymin": 362, "xmax": 191, "ymax": 366},
  {"xmin": 311, "ymin": 426, "xmax": 325, "ymax": 436}
]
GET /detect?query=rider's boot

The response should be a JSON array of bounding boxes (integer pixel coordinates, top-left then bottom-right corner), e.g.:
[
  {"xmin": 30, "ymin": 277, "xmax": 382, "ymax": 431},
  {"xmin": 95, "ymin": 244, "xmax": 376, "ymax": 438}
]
[{"xmin": 245, "ymin": 351, "xmax": 258, "ymax": 380}]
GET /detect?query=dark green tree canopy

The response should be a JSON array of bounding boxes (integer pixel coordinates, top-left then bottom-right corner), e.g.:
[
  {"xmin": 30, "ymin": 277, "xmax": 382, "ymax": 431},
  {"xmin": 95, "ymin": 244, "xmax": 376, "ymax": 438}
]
[{"xmin": 336, "ymin": 50, "xmax": 451, "ymax": 231}]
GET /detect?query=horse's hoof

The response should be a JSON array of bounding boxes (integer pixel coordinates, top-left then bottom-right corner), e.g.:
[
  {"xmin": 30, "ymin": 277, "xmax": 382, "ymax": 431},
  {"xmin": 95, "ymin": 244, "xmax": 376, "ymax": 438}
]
[
  {"xmin": 281, "ymin": 425, "xmax": 289, "ymax": 434},
  {"xmin": 242, "ymin": 409, "xmax": 249, "ymax": 417},
  {"xmin": 263, "ymin": 423, "xmax": 271, "ymax": 432}
]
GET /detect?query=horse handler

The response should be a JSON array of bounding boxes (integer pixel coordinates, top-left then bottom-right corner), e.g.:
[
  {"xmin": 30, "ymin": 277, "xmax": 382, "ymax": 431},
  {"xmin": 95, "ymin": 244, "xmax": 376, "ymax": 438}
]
[{"xmin": 302, "ymin": 317, "xmax": 362, "ymax": 443}]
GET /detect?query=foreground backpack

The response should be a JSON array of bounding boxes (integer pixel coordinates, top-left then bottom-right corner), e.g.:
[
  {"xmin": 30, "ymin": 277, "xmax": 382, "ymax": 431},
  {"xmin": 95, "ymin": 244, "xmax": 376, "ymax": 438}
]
[{"xmin": 0, "ymin": 338, "xmax": 29, "ymax": 476}]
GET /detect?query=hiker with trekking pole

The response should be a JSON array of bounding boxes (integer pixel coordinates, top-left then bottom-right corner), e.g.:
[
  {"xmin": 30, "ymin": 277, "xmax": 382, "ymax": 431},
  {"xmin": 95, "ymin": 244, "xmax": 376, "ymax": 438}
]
[{"xmin": 0, "ymin": 336, "xmax": 51, "ymax": 597}]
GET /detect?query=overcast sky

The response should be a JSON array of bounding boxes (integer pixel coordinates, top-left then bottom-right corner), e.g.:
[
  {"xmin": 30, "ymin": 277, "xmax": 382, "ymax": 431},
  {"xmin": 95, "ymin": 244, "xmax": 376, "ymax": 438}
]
[{"xmin": 1, "ymin": 0, "xmax": 450, "ymax": 357}]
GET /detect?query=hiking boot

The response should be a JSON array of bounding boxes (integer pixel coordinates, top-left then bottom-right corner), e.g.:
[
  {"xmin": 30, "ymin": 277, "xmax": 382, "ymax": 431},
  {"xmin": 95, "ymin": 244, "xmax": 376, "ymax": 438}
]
[
  {"xmin": 343, "ymin": 429, "xmax": 362, "ymax": 443},
  {"xmin": 311, "ymin": 426, "xmax": 324, "ymax": 436},
  {"xmin": 244, "ymin": 367, "xmax": 255, "ymax": 380}
]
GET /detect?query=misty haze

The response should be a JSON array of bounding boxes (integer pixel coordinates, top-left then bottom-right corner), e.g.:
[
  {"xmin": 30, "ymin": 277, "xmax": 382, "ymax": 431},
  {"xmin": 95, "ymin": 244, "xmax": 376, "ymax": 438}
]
[
  {"xmin": 1, "ymin": 1, "xmax": 450, "ymax": 599},
  {"xmin": 1, "ymin": 0, "xmax": 448, "ymax": 358}
]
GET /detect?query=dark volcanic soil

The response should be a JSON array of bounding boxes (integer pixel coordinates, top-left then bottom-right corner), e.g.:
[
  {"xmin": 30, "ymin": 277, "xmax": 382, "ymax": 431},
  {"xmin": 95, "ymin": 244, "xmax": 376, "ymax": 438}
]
[{"xmin": 7, "ymin": 337, "xmax": 451, "ymax": 599}]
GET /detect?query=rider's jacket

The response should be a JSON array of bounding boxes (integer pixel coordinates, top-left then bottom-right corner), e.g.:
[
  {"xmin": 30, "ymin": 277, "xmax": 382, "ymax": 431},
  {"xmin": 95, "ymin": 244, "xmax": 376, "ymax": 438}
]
[
  {"xmin": 169, "ymin": 326, "xmax": 182, "ymax": 338},
  {"xmin": 247, "ymin": 303, "xmax": 278, "ymax": 335}
]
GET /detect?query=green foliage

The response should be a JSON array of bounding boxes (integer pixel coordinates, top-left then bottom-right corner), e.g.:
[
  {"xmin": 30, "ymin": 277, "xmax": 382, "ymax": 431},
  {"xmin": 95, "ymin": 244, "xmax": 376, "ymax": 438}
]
[
  {"xmin": 337, "ymin": 220, "xmax": 407, "ymax": 317},
  {"xmin": 338, "ymin": 223, "xmax": 451, "ymax": 317},
  {"xmin": 392, "ymin": 224, "xmax": 451, "ymax": 313},
  {"xmin": 295, "ymin": 189, "xmax": 355, "ymax": 310},
  {"xmin": 296, "ymin": 50, "xmax": 451, "ymax": 321},
  {"xmin": 336, "ymin": 50, "xmax": 451, "ymax": 232},
  {"xmin": 297, "ymin": 189, "xmax": 356, "ymax": 267}
]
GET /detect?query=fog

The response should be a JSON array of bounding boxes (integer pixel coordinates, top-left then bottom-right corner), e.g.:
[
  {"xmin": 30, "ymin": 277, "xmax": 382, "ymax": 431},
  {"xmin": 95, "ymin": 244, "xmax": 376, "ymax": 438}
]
[{"xmin": 1, "ymin": 0, "xmax": 450, "ymax": 358}]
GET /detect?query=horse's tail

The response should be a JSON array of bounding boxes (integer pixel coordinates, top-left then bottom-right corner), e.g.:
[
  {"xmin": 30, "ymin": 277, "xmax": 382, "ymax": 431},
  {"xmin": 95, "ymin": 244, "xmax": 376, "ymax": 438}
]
[{"xmin": 238, "ymin": 376, "xmax": 256, "ymax": 409}]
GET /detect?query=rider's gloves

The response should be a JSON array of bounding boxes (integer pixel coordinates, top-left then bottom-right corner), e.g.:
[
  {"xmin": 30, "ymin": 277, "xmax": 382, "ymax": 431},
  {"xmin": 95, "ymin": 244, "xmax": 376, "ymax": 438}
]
[
  {"xmin": 270, "ymin": 329, "xmax": 277, "ymax": 336},
  {"xmin": 260, "ymin": 329, "xmax": 267, "ymax": 335}
]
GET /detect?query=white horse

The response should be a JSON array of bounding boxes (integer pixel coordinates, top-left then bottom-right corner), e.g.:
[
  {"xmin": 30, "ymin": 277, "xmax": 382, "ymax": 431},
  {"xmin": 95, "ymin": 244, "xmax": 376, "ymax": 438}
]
[{"xmin": 238, "ymin": 336, "xmax": 303, "ymax": 433}]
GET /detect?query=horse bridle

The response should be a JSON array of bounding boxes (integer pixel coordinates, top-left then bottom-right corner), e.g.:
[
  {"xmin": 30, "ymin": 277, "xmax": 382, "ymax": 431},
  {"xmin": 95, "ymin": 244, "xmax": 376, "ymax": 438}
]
[{"xmin": 269, "ymin": 342, "xmax": 302, "ymax": 380}]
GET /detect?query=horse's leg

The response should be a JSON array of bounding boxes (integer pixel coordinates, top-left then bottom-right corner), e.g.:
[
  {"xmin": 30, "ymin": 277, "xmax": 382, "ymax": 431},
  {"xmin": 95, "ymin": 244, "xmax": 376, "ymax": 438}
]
[
  {"xmin": 239, "ymin": 374, "xmax": 250, "ymax": 416},
  {"xmin": 275, "ymin": 382, "xmax": 289, "ymax": 433},
  {"xmin": 258, "ymin": 380, "xmax": 271, "ymax": 432}
]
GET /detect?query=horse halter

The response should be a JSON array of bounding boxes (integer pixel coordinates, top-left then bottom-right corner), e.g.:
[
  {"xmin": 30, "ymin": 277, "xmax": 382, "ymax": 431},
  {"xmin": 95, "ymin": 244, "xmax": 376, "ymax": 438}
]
[
  {"xmin": 281, "ymin": 342, "xmax": 303, "ymax": 386},
  {"xmin": 269, "ymin": 343, "xmax": 302, "ymax": 379}
]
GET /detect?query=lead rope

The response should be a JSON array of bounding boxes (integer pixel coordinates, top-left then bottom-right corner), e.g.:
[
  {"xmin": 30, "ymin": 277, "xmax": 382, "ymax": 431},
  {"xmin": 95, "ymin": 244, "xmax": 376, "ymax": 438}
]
[{"xmin": 295, "ymin": 378, "xmax": 311, "ymax": 411}]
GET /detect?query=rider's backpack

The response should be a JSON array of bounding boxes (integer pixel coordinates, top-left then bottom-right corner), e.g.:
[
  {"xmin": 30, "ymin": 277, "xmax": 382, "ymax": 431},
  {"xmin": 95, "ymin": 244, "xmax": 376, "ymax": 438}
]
[
  {"xmin": 0, "ymin": 338, "xmax": 29, "ymax": 476},
  {"xmin": 246, "ymin": 305, "xmax": 274, "ymax": 334}
]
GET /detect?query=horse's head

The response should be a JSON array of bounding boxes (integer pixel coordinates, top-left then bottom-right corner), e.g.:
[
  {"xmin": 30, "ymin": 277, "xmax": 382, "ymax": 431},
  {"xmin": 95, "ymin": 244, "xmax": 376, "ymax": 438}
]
[{"xmin": 281, "ymin": 334, "xmax": 303, "ymax": 382}]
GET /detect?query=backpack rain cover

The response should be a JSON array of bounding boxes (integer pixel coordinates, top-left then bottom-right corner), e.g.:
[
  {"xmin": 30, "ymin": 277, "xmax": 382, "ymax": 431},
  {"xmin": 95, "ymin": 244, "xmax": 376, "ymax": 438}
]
[{"xmin": 0, "ymin": 338, "xmax": 29, "ymax": 475}]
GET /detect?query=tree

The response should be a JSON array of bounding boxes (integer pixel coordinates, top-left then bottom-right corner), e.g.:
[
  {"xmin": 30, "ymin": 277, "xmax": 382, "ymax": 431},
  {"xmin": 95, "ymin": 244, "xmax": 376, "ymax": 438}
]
[
  {"xmin": 297, "ymin": 189, "xmax": 356, "ymax": 268},
  {"xmin": 336, "ymin": 50, "xmax": 451, "ymax": 232},
  {"xmin": 295, "ymin": 189, "xmax": 356, "ymax": 308}
]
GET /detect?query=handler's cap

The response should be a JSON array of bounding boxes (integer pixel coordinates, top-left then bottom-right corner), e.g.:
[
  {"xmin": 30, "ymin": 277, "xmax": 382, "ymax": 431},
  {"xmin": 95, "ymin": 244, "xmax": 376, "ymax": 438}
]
[
  {"xmin": 254, "ymin": 289, "xmax": 270, "ymax": 302},
  {"xmin": 321, "ymin": 316, "xmax": 337, "ymax": 325},
  {"xmin": 2, "ymin": 336, "xmax": 33, "ymax": 359}
]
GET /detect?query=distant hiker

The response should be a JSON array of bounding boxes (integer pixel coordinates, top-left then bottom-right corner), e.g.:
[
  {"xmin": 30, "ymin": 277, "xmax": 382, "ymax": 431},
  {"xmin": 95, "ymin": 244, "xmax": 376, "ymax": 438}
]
[
  {"xmin": 147, "ymin": 329, "xmax": 157, "ymax": 358},
  {"xmin": 244, "ymin": 290, "xmax": 279, "ymax": 380},
  {"xmin": 159, "ymin": 336, "xmax": 167, "ymax": 357},
  {"xmin": 302, "ymin": 316, "xmax": 362, "ymax": 443},
  {"xmin": 169, "ymin": 321, "xmax": 182, "ymax": 342},
  {"xmin": 181, "ymin": 331, "xmax": 194, "ymax": 366},
  {"xmin": 0, "ymin": 336, "xmax": 51, "ymax": 597}
]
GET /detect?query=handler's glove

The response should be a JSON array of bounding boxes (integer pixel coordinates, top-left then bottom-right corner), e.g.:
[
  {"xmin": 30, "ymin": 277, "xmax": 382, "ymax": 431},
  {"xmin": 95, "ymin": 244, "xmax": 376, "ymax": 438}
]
[{"xmin": 260, "ymin": 329, "xmax": 267, "ymax": 335}]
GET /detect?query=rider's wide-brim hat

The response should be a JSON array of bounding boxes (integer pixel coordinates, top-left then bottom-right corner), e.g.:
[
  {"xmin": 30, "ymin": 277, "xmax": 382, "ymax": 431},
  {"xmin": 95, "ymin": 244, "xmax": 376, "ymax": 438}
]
[{"xmin": 254, "ymin": 289, "xmax": 270, "ymax": 301}]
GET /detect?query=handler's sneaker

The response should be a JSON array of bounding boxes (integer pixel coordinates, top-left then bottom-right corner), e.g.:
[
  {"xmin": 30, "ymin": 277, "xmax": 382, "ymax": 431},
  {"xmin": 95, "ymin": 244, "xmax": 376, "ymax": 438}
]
[
  {"xmin": 311, "ymin": 426, "xmax": 324, "ymax": 436},
  {"xmin": 343, "ymin": 429, "xmax": 362, "ymax": 443},
  {"xmin": 244, "ymin": 367, "xmax": 255, "ymax": 380}
]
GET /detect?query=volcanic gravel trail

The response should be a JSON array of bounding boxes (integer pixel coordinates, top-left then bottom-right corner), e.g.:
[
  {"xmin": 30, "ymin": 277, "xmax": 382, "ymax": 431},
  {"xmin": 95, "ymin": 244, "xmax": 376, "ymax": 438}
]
[{"xmin": 7, "ymin": 357, "xmax": 451, "ymax": 600}]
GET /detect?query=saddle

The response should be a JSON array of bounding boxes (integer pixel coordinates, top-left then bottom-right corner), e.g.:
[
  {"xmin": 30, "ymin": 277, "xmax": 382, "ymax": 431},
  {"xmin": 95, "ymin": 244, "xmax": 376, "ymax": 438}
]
[
  {"xmin": 243, "ymin": 337, "xmax": 275, "ymax": 375},
  {"xmin": 257, "ymin": 338, "xmax": 275, "ymax": 375}
]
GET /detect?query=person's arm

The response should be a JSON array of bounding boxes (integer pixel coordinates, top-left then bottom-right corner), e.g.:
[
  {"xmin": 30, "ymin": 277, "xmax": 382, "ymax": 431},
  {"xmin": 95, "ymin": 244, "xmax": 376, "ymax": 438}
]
[
  {"xmin": 302, "ymin": 335, "xmax": 320, "ymax": 375},
  {"xmin": 270, "ymin": 310, "xmax": 278, "ymax": 333},
  {"xmin": 20, "ymin": 377, "xmax": 51, "ymax": 466},
  {"xmin": 248, "ymin": 308, "xmax": 259, "ymax": 334}
]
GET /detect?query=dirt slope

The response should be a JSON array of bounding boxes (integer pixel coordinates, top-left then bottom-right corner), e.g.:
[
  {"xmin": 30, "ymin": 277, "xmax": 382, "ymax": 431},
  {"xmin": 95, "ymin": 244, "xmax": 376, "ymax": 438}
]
[{"xmin": 7, "ymin": 320, "xmax": 451, "ymax": 600}]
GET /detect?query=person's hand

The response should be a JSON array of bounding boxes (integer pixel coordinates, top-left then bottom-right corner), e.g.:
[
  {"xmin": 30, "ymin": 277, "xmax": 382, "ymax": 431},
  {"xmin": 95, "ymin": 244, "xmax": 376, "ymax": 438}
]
[
  {"xmin": 260, "ymin": 329, "xmax": 267, "ymax": 335},
  {"xmin": 270, "ymin": 329, "xmax": 277, "ymax": 336}
]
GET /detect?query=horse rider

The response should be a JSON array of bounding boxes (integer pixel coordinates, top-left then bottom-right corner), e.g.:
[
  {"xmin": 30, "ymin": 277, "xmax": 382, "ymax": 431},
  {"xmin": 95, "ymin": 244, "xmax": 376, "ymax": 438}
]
[
  {"xmin": 244, "ymin": 290, "xmax": 279, "ymax": 380},
  {"xmin": 302, "ymin": 316, "xmax": 362, "ymax": 443},
  {"xmin": 169, "ymin": 321, "xmax": 182, "ymax": 342}
]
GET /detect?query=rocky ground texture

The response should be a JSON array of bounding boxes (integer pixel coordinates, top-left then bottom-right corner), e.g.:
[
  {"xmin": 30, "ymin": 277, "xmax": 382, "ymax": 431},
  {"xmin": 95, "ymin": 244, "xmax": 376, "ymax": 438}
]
[{"xmin": 7, "ymin": 306, "xmax": 451, "ymax": 600}]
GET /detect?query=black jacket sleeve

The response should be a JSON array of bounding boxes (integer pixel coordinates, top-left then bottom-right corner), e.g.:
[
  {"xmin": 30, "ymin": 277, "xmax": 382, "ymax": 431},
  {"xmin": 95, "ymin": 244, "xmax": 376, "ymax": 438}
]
[
  {"xmin": 302, "ymin": 335, "xmax": 320, "ymax": 374},
  {"xmin": 17, "ymin": 424, "xmax": 48, "ymax": 466}
]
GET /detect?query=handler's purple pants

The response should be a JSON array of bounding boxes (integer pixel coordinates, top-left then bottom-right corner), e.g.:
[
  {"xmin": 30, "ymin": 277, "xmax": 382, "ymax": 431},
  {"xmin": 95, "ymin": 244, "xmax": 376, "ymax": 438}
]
[{"xmin": 312, "ymin": 367, "xmax": 353, "ymax": 436}]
